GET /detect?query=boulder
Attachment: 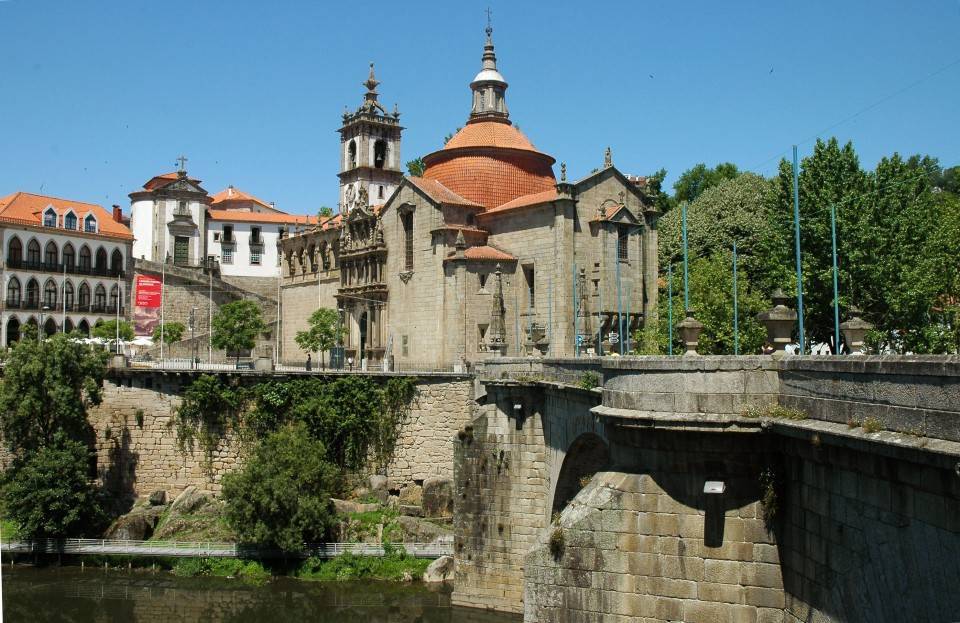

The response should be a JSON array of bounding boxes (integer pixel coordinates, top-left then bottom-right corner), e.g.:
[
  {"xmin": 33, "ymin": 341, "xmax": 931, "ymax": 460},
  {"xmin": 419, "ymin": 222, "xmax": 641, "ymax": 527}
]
[
  {"xmin": 369, "ymin": 475, "xmax": 390, "ymax": 504},
  {"xmin": 398, "ymin": 483, "xmax": 422, "ymax": 507},
  {"xmin": 104, "ymin": 506, "xmax": 165, "ymax": 541},
  {"xmin": 395, "ymin": 515, "xmax": 452, "ymax": 543},
  {"xmin": 331, "ymin": 498, "xmax": 380, "ymax": 515},
  {"xmin": 421, "ymin": 477, "xmax": 453, "ymax": 517},
  {"xmin": 169, "ymin": 486, "xmax": 212, "ymax": 514},
  {"xmin": 422, "ymin": 555, "xmax": 455, "ymax": 583},
  {"xmin": 399, "ymin": 504, "xmax": 422, "ymax": 517},
  {"xmin": 148, "ymin": 490, "xmax": 167, "ymax": 506}
]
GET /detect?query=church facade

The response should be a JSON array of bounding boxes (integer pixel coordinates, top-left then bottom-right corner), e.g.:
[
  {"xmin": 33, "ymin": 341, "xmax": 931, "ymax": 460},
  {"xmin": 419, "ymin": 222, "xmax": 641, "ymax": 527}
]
[{"xmin": 279, "ymin": 28, "xmax": 660, "ymax": 369}]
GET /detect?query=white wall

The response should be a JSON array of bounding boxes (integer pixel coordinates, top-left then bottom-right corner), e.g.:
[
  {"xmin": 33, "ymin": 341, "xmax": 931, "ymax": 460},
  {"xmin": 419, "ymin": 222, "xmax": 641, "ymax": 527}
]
[
  {"xmin": 130, "ymin": 199, "xmax": 154, "ymax": 260},
  {"xmin": 205, "ymin": 221, "xmax": 282, "ymax": 278}
]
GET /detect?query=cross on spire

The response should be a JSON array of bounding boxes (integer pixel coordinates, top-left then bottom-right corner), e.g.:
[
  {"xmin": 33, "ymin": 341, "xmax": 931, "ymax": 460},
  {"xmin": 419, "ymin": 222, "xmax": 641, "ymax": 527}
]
[
  {"xmin": 176, "ymin": 154, "xmax": 188, "ymax": 173},
  {"xmin": 485, "ymin": 7, "xmax": 493, "ymax": 37}
]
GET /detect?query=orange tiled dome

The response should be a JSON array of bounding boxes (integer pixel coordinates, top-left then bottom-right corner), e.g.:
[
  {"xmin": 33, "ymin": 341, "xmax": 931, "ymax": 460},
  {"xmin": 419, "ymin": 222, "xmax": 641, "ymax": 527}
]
[{"xmin": 422, "ymin": 121, "xmax": 556, "ymax": 210}]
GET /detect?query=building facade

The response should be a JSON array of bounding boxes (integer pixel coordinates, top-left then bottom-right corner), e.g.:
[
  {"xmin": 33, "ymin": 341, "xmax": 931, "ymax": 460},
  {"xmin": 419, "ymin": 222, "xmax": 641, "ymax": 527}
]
[
  {"xmin": 129, "ymin": 167, "xmax": 211, "ymax": 268},
  {"xmin": 0, "ymin": 192, "xmax": 133, "ymax": 345},
  {"xmin": 279, "ymin": 28, "xmax": 659, "ymax": 368}
]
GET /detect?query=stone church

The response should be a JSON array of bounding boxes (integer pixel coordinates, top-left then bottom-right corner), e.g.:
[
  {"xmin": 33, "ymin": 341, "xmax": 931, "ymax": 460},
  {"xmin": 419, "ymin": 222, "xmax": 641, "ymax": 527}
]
[{"xmin": 279, "ymin": 27, "xmax": 660, "ymax": 369}]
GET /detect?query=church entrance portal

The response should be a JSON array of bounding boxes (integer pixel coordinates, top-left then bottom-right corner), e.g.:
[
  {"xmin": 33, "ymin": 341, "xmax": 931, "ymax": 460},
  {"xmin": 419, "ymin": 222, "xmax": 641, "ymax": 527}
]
[
  {"xmin": 359, "ymin": 311, "xmax": 368, "ymax": 362},
  {"xmin": 174, "ymin": 236, "xmax": 189, "ymax": 266}
]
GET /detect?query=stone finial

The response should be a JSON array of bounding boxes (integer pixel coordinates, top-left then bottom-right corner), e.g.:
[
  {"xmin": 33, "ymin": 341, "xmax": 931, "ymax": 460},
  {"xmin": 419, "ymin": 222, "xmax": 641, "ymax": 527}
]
[
  {"xmin": 677, "ymin": 309, "xmax": 704, "ymax": 356},
  {"xmin": 840, "ymin": 306, "xmax": 873, "ymax": 355},
  {"xmin": 757, "ymin": 288, "xmax": 798, "ymax": 355},
  {"xmin": 455, "ymin": 229, "xmax": 466, "ymax": 259},
  {"xmin": 604, "ymin": 146, "xmax": 613, "ymax": 169},
  {"xmin": 560, "ymin": 162, "xmax": 567, "ymax": 182},
  {"xmin": 486, "ymin": 263, "xmax": 507, "ymax": 355}
]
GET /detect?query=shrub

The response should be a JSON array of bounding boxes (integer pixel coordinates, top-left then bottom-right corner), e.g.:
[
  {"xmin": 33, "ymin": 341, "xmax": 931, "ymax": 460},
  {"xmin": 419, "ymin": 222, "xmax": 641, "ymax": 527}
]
[
  {"xmin": 862, "ymin": 417, "xmax": 883, "ymax": 434},
  {"xmin": 222, "ymin": 423, "xmax": 339, "ymax": 551},
  {"xmin": 296, "ymin": 544, "xmax": 430, "ymax": 581},
  {"xmin": 577, "ymin": 372, "xmax": 600, "ymax": 390}
]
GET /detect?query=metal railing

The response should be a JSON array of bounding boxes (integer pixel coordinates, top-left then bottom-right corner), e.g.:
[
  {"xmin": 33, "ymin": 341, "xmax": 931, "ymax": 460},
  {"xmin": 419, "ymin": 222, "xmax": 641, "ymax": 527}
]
[{"xmin": 0, "ymin": 538, "xmax": 452, "ymax": 559}]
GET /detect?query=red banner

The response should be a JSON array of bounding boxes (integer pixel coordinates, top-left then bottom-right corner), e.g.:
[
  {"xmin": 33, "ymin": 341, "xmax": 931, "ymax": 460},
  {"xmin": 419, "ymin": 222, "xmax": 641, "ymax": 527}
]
[{"xmin": 134, "ymin": 274, "xmax": 162, "ymax": 335}]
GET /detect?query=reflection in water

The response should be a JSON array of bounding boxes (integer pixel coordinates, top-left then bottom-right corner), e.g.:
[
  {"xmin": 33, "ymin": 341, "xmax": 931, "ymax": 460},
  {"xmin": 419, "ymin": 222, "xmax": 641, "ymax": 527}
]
[{"xmin": 3, "ymin": 567, "xmax": 520, "ymax": 623}]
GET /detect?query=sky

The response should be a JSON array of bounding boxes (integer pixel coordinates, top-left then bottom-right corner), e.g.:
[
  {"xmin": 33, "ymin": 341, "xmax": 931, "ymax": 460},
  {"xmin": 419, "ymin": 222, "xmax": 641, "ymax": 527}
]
[{"xmin": 0, "ymin": 0, "xmax": 958, "ymax": 216}]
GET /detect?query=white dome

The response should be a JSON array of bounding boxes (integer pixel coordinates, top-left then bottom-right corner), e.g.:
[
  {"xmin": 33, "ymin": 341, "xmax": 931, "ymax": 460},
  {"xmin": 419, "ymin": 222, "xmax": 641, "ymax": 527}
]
[{"xmin": 472, "ymin": 68, "xmax": 506, "ymax": 84}]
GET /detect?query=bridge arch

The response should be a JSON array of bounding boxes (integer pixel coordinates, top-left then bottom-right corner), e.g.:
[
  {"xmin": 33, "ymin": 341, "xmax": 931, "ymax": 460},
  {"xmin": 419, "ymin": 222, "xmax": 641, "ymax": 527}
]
[{"xmin": 550, "ymin": 432, "xmax": 610, "ymax": 514}]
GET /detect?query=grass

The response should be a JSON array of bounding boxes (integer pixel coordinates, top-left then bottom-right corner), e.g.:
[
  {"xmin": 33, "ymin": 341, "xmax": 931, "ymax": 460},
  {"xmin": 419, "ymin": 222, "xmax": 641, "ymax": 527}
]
[
  {"xmin": 295, "ymin": 544, "xmax": 431, "ymax": 582},
  {"xmin": 172, "ymin": 557, "xmax": 271, "ymax": 585},
  {"xmin": 741, "ymin": 404, "xmax": 806, "ymax": 420},
  {"xmin": 150, "ymin": 504, "xmax": 236, "ymax": 542},
  {"xmin": 862, "ymin": 417, "xmax": 883, "ymax": 434},
  {"xmin": 339, "ymin": 507, "xmax": 403, "ymax": 543}
]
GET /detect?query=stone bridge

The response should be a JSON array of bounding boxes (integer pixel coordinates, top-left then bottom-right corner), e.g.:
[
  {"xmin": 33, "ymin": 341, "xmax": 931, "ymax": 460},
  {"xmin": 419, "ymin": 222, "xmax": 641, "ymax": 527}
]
[{"xmin": 453, "ymin": 356, "xmax": 960, "ymax": 622}]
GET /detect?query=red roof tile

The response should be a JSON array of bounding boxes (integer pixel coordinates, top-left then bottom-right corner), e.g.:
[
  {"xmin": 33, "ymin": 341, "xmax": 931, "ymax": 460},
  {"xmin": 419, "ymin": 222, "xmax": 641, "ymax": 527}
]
[
  {"xmin": 443, "ymin": 121, "xmax": 542, "ymax": 152},
  {"xmin": 406, "ymin": 177, "xmax": 484, "ymax": 208},
  {"xmin": 207, "ymin": 209, "xmax": 316, "ymax": 225},
  {"xmin": 210, "ymin": 186, "xmax": 272, "ymax": 209},
  {"xmin": 485, "ymin": 189, "xmax": 559, "ymax": 214},
  {"xmin": 0, "ymin": 192, "xmax": 133, "ymax": 239},
  {"xmin": 142, "ymin": 172, "xmax": 202, "ymax": 190},
  {"xmin": 445, "ymin": 244, "xmax": 516, "ymax": 262}
]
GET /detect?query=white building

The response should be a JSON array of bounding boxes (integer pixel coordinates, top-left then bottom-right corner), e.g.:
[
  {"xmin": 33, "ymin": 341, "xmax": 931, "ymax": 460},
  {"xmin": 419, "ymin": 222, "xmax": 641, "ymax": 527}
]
[
  {"xmin": 129, "ymin": 168, "xmax": 210, "ymax": 267},
  {"xmin": 206, "ymin": 186, "xmax": 316, "ymax": 280},
  {"xmin": 0, "ymin": 192, "xmax": 133, "ymax": 345}
]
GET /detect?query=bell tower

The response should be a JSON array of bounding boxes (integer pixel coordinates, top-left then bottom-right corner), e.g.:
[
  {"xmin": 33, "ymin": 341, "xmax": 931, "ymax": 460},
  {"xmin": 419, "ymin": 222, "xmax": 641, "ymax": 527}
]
[{"xmin": 338, "ymin": 63, "xmax": 404, "ymax": 213}]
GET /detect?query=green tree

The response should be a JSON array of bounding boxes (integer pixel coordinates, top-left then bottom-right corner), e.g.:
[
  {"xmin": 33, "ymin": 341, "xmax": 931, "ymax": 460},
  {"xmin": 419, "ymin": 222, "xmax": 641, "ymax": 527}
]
[
  {"xmin": 211, "ymin": 300, "xmax": 266, "ymax": 364},
  {"xmin": 152, "ymin": 321, "xmax": 185, "ymax": 344},
  {"xmin": 673, "ymin": 162, "xmax": 740, "ymax": 204},
  {"xmin": 294, "ymin": 308, "xmax": 343, "ymax": 368},
  {"xmin": 2, "ymin": 433, "xmax": 105, "ymax": 538},
  {"xmin": 221, "ymin": 423, "xmax": 339, "ymax": 550},
  {"xmin": 92, "ymin": 319, "xmax": 135, "ymax": 342},
  {"xmin": 318, "ymin": 206, "xmax": 333, "ymax": 218},
  {"xmin": 0, "ymin": 333, "xmax": 106, "ymax": 453},
  {"xmin": 405, "ymin": 157, "xmax": 425, "ymax": 177}
]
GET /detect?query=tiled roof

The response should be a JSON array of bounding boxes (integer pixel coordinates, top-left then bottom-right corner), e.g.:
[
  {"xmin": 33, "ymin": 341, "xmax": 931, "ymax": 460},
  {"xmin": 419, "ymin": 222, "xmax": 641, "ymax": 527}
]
[
  {"xmin": 590, "ymin": 204, "xmax": 633, "ymax": 222},
  {"xmin": 443, "ymin": 121, "xmax": 543, "ymax": 153},
  {"xmin": 423, "ymin": 154, "xmax": 555, "ymax": 210},
  {"xmin": 445, "ymin": 244, "xmax": 517, "ymax": 262},
  {"xmin": 485, "ymin": 189, "xmax": 559, "ymax": 215},
  {"xmin": 207, "ymin": 209, "xmax": 317, "ymax": 225},
  {"xmin": 406, "ymin": 177, "xmax": 484, "ymax": 208},
  {"xmin": 142, "ymin": 172, "xmax": 202, "ymax": 190},
  {"xmin": 0, "ymin": 192, "xmax": 133, "ymax": 239},
  {"xmin": 210, "ymin": 186, "xmax": 272, "ymax": 209},
  {"xmin": 320, "ymin": 213, "xmax": 343, "ymax": 230}
]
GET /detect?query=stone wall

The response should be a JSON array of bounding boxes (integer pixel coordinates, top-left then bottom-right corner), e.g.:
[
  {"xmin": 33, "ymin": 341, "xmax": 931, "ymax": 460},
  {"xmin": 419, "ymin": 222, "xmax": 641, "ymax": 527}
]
[{"xmin": 87, "ymin": 369, "xmax": 472, "ymax": 503}]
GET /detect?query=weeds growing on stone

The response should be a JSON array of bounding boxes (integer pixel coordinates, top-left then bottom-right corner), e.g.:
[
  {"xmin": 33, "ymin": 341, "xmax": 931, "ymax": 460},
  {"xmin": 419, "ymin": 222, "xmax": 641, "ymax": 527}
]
[
  {"xmin": 862, "ymin": 418, "xmax": 883, "ymax": 434},
  {"xmin": 577, "ymin": 372, "xmax": 600, "ymax": 390},
  {"xmin": 741, "ymin": 404, "xmax": 806, "ymax": 420}
]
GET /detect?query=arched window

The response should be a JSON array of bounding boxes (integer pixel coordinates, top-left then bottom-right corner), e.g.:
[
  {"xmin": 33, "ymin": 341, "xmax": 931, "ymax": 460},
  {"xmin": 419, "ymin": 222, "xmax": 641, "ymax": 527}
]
[
  {"xmin": 25, "ymin": 279, "xmax": 39, "ymax": 308},
  {"xmin": 6, "ymin": 317, "xmax": 20, "ymax": 345},
  {"xmin": 77, "ymin": 319, "xmax": 90, "ymax": 336},
  {"xmin": 63, "ymin": 243, "xmax": 75, "ymax": 270},
  {"xmin": 27, "ymin": 240, "xmax": 41, "ymax": 265},
  {"xmin": 6, "ymin": 277, "xmax": 20, "ymax": 306},
  {"xmin": 64, "ymin": 318, "xmax": 74, "ymax": 333},
  {"xmin": 84, "ymin": 214, "xmax": 97, "ymax": 233},
  {"xmin": 64, "ymin": 211, "xmax": 77, "ymax": 230},
  {"xmin": 348, "ymin": 140, "xmax": 357, "ymax": 169},
  {"xmin": 44, "ymin": 241, "xmax": 58, "ymax": 267},
  {"xmin": 95, "ymin": 247, "xmax": 107, "ymax": 273},
  {"xmin": 79, "ymin": 246, "xmax": 91, "ymax": 272},
  {"xmin": 109, "ymin": 285, "xmax": 119, "ymax": 311},
  {"xmin": 43, "ymin": 208, "xmax": 57, "ymax": 227},
  {"xmin": 94, "ymin": 284, "xmax": 107, "ymax": 311},
  {"xmin": 64, "ymin": 281, "xmax": 74, "ymax": 310},
  {"xmin": 319, "ymin": 241, "xmax": 330, "ymax": 270},
  {"xmin": 43, "ymin": 280, "xmax": 57, "ymax": 308},
  {"xmin": 44, "ymin": 317, "xmax": 57, "ymax": 337},
  {"xmin": 7, "ymin": 237, "xmax": 22, "ymax": 265},
  {"xmin": 78, "ymin": 282, "xmax": 91, "ymax": 309},
  {"xmin": 374, "ymin": 140, "xmax": 387, "ymax": 169},
  {"xmin": 110, "ymin": 249, "xmax": 123, "ymax": 275},
  {"xmin": 308, "ymin": 244, "xmax": 317, "ymax": 272}
]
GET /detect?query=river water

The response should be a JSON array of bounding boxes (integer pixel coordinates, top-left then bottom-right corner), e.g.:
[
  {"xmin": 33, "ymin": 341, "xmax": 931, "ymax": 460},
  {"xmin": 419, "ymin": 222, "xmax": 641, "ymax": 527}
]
[{"xmin": 2, "ymin": 566, "xmax": 520, "ymax": 622}]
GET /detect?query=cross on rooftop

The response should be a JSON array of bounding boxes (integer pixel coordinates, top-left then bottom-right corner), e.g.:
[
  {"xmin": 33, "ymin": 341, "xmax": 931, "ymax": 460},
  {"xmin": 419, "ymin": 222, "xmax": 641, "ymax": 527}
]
[
  {"xmin": 176, "ymin": 154, "xmax": 188, "ymax": 173},
  {"xmin": 485, "ymin": 7, "xmax": 493, "ymax": 36}
]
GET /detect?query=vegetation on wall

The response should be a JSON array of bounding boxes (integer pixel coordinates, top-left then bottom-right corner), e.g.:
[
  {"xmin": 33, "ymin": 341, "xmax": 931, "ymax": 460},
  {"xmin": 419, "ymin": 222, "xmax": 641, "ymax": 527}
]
[{"xmin": 174, "ymin": 374, "xmax": 247, "ymax": 458}]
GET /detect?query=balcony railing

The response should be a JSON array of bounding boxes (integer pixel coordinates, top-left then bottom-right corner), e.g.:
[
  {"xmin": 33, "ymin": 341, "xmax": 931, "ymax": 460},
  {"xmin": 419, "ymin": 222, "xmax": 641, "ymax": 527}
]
[{"xmin": 5, "ymin": 258, "xmax": 124, "ymax": 278}]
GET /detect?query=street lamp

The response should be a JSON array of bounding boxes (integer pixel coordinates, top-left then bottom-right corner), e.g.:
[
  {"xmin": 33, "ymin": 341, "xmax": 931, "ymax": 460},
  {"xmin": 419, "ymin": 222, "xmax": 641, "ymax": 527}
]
[{"xmin": 38, "ymin": 305, "xmax": 51, "ymax": 343}]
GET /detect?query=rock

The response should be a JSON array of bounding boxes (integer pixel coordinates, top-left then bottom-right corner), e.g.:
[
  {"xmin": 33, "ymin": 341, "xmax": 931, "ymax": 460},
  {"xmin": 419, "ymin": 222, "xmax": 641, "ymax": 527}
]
[
  {"xmin": 422, "ymin": 555, "xmax": 455, "ymax": 583},
  {"xmin": 401, "ymin": 570, "xmax": 414, "ymax": 582},
  {"xmin": 148, "ymin": 490, "xmax": 167, "ymax": 506},
  {"xmin": 398, "ymin": 483, "xmax": 422, "ymax": 507},
  {"xmin": 169, "ymin": 486, "xmax": 212, "ymax": 514},
  {"xmin": 395, "ymin": 515, "xmax": 453, "ymax": 543},
  {"xmin": 331, "ymin": 498, "xmax": 380, "ymax": 515},
  {"xmin": 369, "ymin": 475, "xmax": 390, "ymax": 504},
  {"xmin": 104, "ymin": 506, "xmax": 165, "ymax": 540},
  {"xmin": 421, "ymin": 477, "xmax": 453, "ymax": 517},
  {"xmin": 399, "ymin": 504, "xmax": 422, "ymax": 517}
]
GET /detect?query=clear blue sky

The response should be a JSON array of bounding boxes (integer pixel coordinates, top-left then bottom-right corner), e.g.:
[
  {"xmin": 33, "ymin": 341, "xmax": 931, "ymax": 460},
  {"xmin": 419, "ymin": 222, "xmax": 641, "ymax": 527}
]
[{"xmin": 1, "ymin": 0, "xmax": 958, "ymax": 216}]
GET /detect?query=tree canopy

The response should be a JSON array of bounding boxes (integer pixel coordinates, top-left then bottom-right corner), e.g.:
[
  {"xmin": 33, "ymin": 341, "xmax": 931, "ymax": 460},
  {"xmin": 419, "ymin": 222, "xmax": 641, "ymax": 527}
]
[
  {"xmin": 405, "ymin": 158, "xmax": 425, "ymax": 177},
  {"xmin": 221, "ymin": 423, "xmax": 339, "ymax": 550},
  {"xmin": 0, "ymin": 333, "xmax": 106, "ymax": 454},
  {"xmin": 211, "ymin": 300, "xmax": 266, "ymax": 361},
  {"xmin": 673, "ymin": 162, "xmax": 741, "ymax": 205},
  {"xmin": 92, "ymin": 319, "xmax": 135, "ymax": 342},
  {"xmin": 294, "ymin": 308, "xmax": 343, "ymax": 366},
  {"xmin": 152, "ymin": 321, "xmax": 185, "ymax": 344}
]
